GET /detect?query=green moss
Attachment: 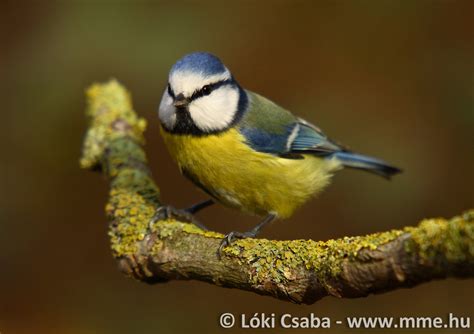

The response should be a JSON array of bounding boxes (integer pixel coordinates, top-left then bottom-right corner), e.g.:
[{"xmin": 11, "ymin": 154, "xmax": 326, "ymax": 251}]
[
  {"xmin": 107, "ymin": 187, "xmax": 156, "ymax": 256},
  {"xmin": 218, "ymin": 212, "xmax": 473, "ymax": 288},
  {"xmin": 223, "ymin": 228, "xmax": 404, "ymax": 287},
  {"xmin": 80, "ymin": 79, "xmax": 147, "ymax": 170},
  {"xmin": 148, "ymin": 219, "xmax": 223, "ymax": 240},
  {"xmin": 405, "ymin": 210, "xmax": 474, "ymax": 263},
  {"xmin": 80, "ymin": 79, "xmax": 164, "ymax": 257}
]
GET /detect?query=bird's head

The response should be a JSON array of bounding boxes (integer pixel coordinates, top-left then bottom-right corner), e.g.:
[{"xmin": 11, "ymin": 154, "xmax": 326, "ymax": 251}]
[{"xmin": 159, "ymin": 52, "xmax": 247, "ymax": 135}]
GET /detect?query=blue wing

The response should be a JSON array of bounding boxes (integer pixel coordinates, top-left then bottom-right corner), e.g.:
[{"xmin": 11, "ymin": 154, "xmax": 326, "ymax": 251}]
[
  {"xmin": 237, "ymin": 91, "xmax": 400, "ymax": 178},
  {"xmin": 237, "ymin": 91, "xmax": 341, "ymax": 155},
  {"xmin": 239, "ymin": 124, "xmax": 293, "ymax": 155},
  {"xmin": 288, "ymin": 120, "xmax": 343, "ymax": 155},
  {"xmin": 240, "ymin": 119, "xmax": 401, "ymax": 178},
  {"xmin": 239, "ymin": 119, "xmax": 343, "ymax": 156}
]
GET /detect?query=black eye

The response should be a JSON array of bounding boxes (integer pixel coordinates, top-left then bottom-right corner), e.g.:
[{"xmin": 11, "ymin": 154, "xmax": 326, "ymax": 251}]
[{"xmin": 202, "ymin": 85, "xmax": 211, "ymax": 96}]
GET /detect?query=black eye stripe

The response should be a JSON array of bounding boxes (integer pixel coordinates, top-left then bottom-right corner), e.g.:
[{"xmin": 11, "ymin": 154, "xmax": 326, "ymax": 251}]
[
  {"xmin": 167, "ymin": 84, "xmax": 175, "ymax": 99},
  {"xmin": 190, "ymin": 79, "xmax": 233, "ymax": 101}
]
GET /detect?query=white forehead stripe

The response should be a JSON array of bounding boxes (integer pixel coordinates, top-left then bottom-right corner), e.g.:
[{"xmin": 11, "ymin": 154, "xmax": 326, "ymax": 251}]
[{"xmin": 169, "ymin": 69, "xmax": 231, "ymax": 97}]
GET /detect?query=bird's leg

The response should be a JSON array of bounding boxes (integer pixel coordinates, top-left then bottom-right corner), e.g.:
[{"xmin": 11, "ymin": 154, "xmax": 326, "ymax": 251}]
[
  {"xmin": 217, "ymin": 213, "xmax": 277, "ymax": 258},
  {"xmin": 150, "ymin": 199, "xmax": 214, "ymax": 231},
  {"xmin": 185, "ymin": 199, "xmax": 215, "ymax": 214}
]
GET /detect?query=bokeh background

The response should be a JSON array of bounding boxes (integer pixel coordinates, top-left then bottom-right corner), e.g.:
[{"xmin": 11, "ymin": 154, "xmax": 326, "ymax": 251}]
[{"xmin": 1, "ymin": 1, "xmax": 473, "ymax": 333}]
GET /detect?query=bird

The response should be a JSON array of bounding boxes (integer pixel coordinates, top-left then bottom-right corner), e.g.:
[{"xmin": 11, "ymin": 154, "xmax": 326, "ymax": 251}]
[{"xmin": 157, "ymin": 52, "xmax": 401, "ymax": 255}]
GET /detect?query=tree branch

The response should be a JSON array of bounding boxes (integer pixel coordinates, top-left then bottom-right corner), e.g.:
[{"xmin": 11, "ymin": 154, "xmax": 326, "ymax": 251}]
[{"xmin": 80, "ymin": 79, "xmax": 474, "ymax": 304}]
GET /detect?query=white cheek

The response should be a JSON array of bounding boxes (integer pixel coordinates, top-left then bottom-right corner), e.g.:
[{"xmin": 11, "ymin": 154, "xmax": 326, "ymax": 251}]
[
  {"xmin": 188, "ymin": 86, "xmax": 239, "ymax": 132},
  {"xmin": 158, "ymin": 90, "xmax": 176, "ymax": 129}
]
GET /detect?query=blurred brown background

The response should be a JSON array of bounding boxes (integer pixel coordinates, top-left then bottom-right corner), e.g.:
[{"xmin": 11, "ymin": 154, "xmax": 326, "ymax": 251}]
[{"xmin": 1, "ymin": 1, "xmax": 473, "ymax": 333}]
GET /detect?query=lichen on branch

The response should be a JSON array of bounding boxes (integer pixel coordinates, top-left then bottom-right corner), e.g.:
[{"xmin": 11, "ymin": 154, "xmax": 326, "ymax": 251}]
[{"xmin": 80, "ymin": 79, "xmax": 474, "ymax": 304}]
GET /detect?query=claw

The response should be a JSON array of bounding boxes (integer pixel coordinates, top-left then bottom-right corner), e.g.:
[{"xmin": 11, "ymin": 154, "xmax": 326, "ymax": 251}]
[
  {"xmin": 217, "ymin": 231, "xmax": 251, "ymax": 259},
  {"xmin": 216, "ymin": 214, "xmax": 277, "ymax": 259}
]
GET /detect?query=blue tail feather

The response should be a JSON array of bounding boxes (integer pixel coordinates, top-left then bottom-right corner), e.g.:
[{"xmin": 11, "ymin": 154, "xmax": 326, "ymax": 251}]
[{"xmin": 332, "ymin": 151, "xmax": 401, "ymax": 179}]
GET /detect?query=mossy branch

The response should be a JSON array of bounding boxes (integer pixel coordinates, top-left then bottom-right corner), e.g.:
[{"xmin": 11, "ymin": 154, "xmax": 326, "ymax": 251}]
[{"xmin": 80, "ymin": 79, "xmax": 474, "ymax": 304}]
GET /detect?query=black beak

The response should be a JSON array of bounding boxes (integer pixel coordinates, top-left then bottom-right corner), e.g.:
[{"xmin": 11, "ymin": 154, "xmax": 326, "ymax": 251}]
[{"xmin": 173, "ymin": 93, "xmax": 189, "ymax": 108}]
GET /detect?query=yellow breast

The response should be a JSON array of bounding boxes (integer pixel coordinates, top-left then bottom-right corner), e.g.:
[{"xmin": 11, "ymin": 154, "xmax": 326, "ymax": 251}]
[{"xmin": 160, "ymin": 127, "xmax": 341, "ymax": 218}]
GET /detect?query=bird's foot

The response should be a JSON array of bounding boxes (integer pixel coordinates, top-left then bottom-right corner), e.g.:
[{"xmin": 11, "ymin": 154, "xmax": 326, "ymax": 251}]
[
  {"xmin": 217, "ymin": 230, "xmax": 257, "ymax": 259},
  {"xmin": 151, "ymin": 205, "xmax": 209, "ymax": 231},
  {"xmin": 216, "ymin": 214, "xmax": 277, "ymax": 259}
]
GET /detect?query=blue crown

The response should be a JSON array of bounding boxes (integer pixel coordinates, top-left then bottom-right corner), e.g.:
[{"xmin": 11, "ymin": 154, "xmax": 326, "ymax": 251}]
[{"xmin": 170, "ymin": 52, "xmax": 227, "ymax": 76}]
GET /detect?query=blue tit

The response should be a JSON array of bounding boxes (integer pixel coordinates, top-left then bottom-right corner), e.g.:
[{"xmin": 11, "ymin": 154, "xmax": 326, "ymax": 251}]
[{"xmin": 157, "ymin": 52, "xmax": 401, "ymax": 252}]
